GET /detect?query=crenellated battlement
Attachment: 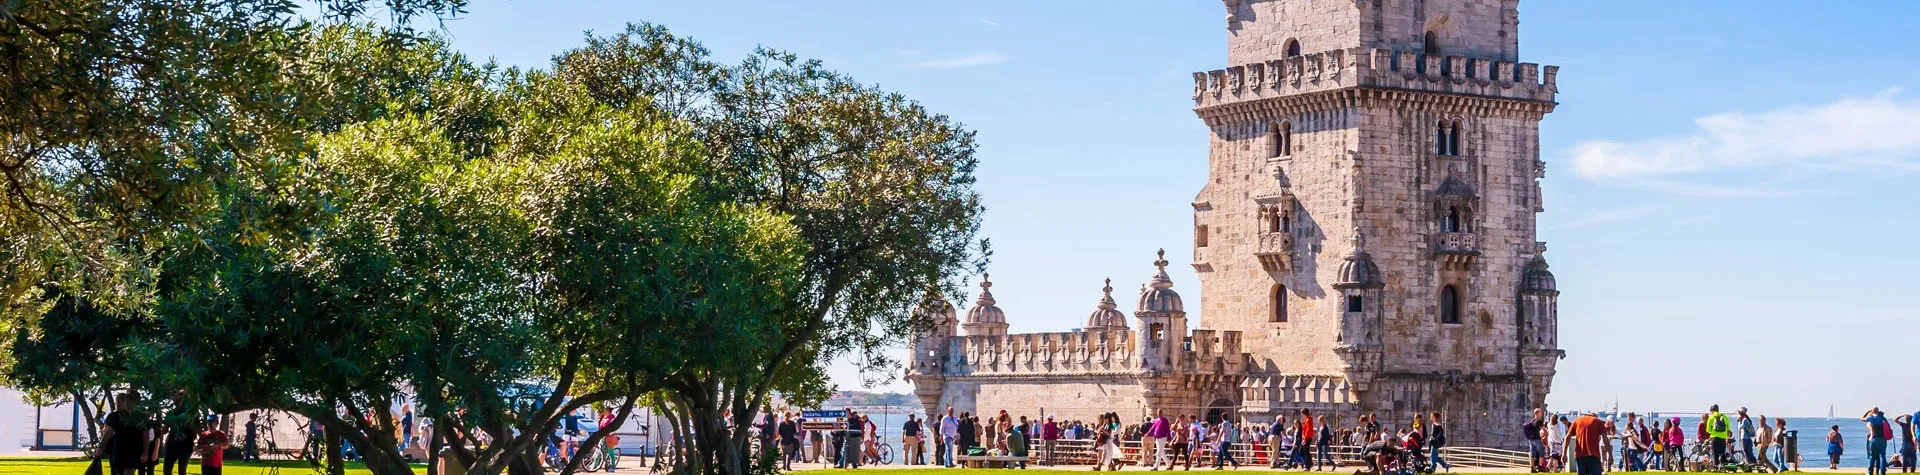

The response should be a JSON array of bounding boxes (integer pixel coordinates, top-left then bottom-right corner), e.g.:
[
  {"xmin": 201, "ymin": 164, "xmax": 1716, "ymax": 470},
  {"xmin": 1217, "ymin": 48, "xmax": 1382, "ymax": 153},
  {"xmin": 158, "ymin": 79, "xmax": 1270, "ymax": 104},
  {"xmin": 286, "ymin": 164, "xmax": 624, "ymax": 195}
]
[
  {"xmin": 941, "ymin": 329, "xmax": 1140, "ymax": 375},
  {"xmin": 925, "ymin": 326, "xmax": 1251, "ymax": 379},
  {"xmin": 1191, "ymin": 47, "xmax": 1557, "ymax": 111}
]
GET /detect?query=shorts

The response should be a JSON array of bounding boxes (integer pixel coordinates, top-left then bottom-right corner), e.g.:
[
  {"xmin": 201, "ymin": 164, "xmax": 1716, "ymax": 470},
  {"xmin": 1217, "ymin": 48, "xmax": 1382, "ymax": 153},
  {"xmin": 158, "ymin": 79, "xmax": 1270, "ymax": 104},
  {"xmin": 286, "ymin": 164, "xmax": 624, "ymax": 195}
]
[{"xmin": 202, "ymin": 466, "xmax": 221, "ymax": 475}]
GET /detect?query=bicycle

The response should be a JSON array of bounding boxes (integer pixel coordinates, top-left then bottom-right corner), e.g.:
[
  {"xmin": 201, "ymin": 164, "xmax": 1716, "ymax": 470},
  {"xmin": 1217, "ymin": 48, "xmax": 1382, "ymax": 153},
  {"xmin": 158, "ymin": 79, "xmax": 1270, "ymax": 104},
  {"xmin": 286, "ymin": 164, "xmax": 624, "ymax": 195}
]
[
  {"xmin": 862, "ymin": 442, "xmax": 893, "ymax": 465},
  {"xmin": 579, "ymin": 440, "xmax": 620, "ymax": 472}
]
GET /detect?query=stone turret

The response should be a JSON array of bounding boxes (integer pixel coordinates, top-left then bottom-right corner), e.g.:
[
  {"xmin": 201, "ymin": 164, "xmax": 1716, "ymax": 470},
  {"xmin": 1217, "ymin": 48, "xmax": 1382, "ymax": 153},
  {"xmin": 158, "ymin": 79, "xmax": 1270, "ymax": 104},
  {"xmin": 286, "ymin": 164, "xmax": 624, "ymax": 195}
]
[
  {"xmin": 907, "ymin": 293, "xmax": 957, "ymax": 414},
  {"xmin": 1519, "ymin": 244, "xmax": 1564, "ymax": 407},
  {"xmin": 1332, "ymin": 233, "xmax": 1385, "ymax": 391},
  {"xmin": 1084, "ymin": 278, "xmax": 1130, "ymax": 332},
  {"xmin": 1135, "ymin": 249, "xmax": 1189, "ymax": 371},
  {"xmin": 962, "ymin": 274, "xmax": 1009, "ymax": 336}
]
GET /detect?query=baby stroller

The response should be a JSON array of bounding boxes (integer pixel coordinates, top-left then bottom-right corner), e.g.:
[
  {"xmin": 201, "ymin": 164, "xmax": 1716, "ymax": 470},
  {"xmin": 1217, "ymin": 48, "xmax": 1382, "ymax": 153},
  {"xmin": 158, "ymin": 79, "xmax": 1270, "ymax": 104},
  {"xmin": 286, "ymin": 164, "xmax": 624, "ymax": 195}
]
[{"xmin": 1392, "ymin": 437, "xmax": 1433, "ymax": 475}]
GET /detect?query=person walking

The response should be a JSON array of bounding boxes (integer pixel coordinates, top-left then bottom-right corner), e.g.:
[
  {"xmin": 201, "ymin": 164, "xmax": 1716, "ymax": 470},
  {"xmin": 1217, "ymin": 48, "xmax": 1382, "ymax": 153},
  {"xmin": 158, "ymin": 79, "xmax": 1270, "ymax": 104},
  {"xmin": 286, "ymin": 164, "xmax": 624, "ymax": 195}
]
[
  {"xmin": 779, "ymin": 414, "xmax": 800, "ymax": 470},
  {"xmin": 1290, "ymin": 410, "xmax": 1312, "ymax": 471},
  {"xmin": 243, "ymin": 413, "xmax": 259, "ymax": 462},
  {"xmin": 1316, "ymin": 415, "xmax": 1335, "ymax": 471},
  {"xmin": 1828, "ymin": 425, "xmax": 1845, "ymax": 470},
  {"xmin": 1666, "ymin": 417, "xmax": 1686, "ymax": 473},
  {"xmin": 1428, "ymin": 412, "xmax": 1452, "ymax": 473},
  {"xmin": 1043, "ymin": 415, "xmax": 1061, "ymax": 467},
  {"xmin": 1213, "ymin": 417, "xmax": 1239, "ymax": 470},
  {"xmin": 1149, "ymin": 412, "xmax": 1173, "ymax": 470},
  {"xmin": 837, "ymin": 411, "xmax": 863, "ymax": 469},
  {"xmin": 1171, "ymin": 416, "xmax": 1191, "ymax": 471},
  {"xmin": 1569, "ymin": 412, "xmax": 1607, "ymax": 475},
  {"xmin": 901, "ymin": 414, "xmax": 921, "ymax": 466},
  {"xmin": 1898, "ymin": 413, "xmax": 1917, "ymax": 474},
  {"xmin": 1754, "ymin": 415, "xmax": 1776, "ymax": 473},
  {"xmin": 1868, "ymin": 408, "xmax": 1893, "ymax": 475},
  {"xmin": 1736, "ymin": 408, "xmax": 1756, "ymax": 466},
  {"xmin": 1775, "ymin": 418, "xmax": 1794, "ymax": 472},
  {"xmin": 1525, "ymin": 409, "xmax": 1547, "ymax": 472},
  {"xmin": 809, "ymin": 421, "xmax": 825, "ymax": 464},
  {"xmin": 160, "ymin": 406, "xmax": 196, "ymax": 475},
  {"xmin": 1547, "ymin": 415, "xmax": 1568, "ymax": 471},
  {"xmin": 102, "ymin": 393, "xmax": 147, "ymax": 475},
  {"xmin": 1706, "ymin": 405, "xmax": 1732, "ymax": 465},
  {"xmin": 941, "ymin": 407, "xmax": 959, "ymax": 468}
]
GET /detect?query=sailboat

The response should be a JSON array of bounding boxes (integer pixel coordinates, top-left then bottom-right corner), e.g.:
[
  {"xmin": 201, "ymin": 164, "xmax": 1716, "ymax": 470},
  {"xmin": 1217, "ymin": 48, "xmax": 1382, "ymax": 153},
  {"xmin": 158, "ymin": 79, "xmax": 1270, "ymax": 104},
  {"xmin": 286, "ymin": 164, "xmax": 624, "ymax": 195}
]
[{"xmin": 1829, "ymin": 405, "xmax": 1836, "ymax": 419}]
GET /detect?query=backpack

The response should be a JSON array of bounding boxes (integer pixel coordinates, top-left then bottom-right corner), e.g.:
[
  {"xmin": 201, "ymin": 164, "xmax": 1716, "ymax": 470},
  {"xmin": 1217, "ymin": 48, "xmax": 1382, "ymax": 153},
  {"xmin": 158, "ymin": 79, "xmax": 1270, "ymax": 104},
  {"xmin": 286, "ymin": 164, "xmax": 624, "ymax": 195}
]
[
  {"xmin": 1881, "ymin": 421, "xmax": 1895, "ymax": 440},
  {"xmin": 1711, "ymin": 415, "xmax": 1729, "ymax": 434}
]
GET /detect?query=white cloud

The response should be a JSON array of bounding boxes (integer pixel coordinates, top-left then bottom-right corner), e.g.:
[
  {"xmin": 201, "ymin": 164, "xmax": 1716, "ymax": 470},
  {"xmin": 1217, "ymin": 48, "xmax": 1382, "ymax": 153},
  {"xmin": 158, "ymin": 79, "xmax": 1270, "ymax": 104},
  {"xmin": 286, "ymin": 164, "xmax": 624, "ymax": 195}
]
[
  {"xmin": 1570, "ymin": 88, "xmax": 1920, "ymax": 179},
  {"xmin": 903, "ymin": 52, "xmax": 1009, "ymax": 69},
  {"xmin": 1546, "ymin": 206, "xmax": 1659, "ymax": 231},
  {"xmin": 979, "ymin": 19, "xmax": 1000, "ymax": 27}
]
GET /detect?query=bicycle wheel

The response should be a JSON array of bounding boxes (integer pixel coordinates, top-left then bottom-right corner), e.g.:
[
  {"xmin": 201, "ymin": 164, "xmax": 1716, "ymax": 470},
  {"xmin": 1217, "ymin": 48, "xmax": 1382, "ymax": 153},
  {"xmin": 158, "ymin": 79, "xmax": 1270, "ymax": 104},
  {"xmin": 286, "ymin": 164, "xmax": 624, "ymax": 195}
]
[
  {"xmin": 583, "ymin": 449, "xmax": 603, "ymax": 473},
  {"xmin": 880, "ymin": 444, "xmax": 893, "ymax": 465}
]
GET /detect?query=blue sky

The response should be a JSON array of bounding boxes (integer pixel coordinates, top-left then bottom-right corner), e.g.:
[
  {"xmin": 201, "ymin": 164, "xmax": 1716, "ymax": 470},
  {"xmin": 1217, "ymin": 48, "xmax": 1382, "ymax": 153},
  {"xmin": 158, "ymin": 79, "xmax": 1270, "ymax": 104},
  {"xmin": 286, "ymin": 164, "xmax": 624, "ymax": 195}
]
[{"xmin": 435, "ymin": 1, "xmax": 1920, "ymax": 417}]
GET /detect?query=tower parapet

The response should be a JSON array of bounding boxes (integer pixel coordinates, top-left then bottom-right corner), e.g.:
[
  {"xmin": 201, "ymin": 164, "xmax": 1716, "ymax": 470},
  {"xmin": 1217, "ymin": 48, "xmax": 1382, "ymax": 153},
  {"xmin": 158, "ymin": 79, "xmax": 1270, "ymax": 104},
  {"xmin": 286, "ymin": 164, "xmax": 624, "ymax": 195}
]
[{"xmin": 1191, "ymin": 47, "xmax": 1557, "ymax": 116}]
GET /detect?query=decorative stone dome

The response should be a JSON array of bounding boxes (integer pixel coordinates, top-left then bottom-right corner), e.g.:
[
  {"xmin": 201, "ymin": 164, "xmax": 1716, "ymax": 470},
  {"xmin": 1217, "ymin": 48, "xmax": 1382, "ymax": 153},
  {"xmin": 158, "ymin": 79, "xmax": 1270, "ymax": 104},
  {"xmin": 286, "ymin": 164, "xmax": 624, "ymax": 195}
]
[
  {"xmin": 1333, "ymin": 235, "xmax": 1384, "ymax": 290},
  {"xmin": 964, "ymin": 274, "xmax": 1006, "ymax": 324},
  {"xmin": 1084, "ymin": 278, "xmax": 1129, "ymax": 331},
  {"xmin": 1521, "ymin": 254, "xmax": 1558, "ymax": 294},
  {"xmin": 1136, "ymin": 249, "xmax": 1184, "ymax": 314}
]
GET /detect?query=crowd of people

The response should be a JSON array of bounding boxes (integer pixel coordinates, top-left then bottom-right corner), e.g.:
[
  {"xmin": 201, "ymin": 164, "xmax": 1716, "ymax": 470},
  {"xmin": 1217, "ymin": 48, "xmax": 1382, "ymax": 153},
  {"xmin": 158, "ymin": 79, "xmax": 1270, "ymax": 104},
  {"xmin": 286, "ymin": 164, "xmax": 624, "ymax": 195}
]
[
  {"xmin": 95, "ymin": 393, "xmax": 229, "ymax": 475},
  {"xmin": 1522, "ymin": 406, "xmax": 1920, "ymax": 475},
  {"xmin": 751, "ymin": 406, "xmax": 1457, "ymax": 473}
]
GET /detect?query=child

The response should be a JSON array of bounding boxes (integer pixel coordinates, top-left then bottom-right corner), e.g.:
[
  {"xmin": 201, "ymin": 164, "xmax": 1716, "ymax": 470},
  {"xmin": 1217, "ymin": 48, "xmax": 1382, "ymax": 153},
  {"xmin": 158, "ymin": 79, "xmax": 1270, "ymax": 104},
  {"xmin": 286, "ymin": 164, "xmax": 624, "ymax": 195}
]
[{"xmin": 199, "ymin": 417, "xmax": 228, "ymax": 475}]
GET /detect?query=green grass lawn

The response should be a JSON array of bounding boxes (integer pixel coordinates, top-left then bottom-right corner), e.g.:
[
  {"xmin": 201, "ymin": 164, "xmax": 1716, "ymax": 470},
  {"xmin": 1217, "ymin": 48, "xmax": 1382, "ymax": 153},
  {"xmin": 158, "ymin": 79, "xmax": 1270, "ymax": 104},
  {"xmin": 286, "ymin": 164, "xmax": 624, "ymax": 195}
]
[{"xmin": 0, "ymin": 458, "xmax": 377, "ymax": 475}]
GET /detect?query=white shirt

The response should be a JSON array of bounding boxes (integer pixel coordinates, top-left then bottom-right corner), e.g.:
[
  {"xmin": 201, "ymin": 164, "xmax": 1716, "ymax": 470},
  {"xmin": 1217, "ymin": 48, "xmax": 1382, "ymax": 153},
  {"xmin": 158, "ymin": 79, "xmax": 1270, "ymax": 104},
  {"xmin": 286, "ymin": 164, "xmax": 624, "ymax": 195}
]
[
  {"xmin": 941, "ymin": 415, "xmax": 959, "ymax": 438},
  {"xmin": 1548, "ymin": 423, "xmax": 1566, "ymax": 445}
]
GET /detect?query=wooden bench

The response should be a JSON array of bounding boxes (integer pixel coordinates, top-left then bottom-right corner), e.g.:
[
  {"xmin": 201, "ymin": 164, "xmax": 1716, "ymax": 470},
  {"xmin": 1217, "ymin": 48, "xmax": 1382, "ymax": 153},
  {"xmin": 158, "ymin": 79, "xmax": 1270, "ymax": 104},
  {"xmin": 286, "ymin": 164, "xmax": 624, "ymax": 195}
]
[{"xmin": 954, "ymin": 455, "xmax": 1030, "ymax": 468}]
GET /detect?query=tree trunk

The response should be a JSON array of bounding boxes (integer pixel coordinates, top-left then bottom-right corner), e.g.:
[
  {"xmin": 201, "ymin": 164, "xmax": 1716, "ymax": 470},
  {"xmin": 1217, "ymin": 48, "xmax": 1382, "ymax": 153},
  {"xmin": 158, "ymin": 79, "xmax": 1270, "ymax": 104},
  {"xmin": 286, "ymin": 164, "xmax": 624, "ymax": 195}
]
[
  {"xmin": 326, "ymin": 429, "xmax": 344, "ymax": 475},
  {"xmin": 427, "ymin": 429, "xmax": 441, "ymax": 475}
]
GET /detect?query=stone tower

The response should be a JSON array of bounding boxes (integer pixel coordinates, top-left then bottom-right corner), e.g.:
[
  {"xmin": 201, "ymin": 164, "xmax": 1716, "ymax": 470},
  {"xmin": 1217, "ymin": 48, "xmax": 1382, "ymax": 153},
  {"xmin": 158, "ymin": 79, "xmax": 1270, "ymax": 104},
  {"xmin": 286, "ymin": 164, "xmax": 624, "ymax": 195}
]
[{"xmin": 1190, "ymin": 0, "xmax": 1563, "ymax": 447}]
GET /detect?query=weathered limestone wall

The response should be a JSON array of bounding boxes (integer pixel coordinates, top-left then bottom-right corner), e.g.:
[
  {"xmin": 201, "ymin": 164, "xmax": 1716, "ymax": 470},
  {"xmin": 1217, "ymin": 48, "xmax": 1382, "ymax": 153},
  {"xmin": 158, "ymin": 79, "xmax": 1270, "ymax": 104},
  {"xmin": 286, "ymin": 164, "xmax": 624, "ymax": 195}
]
[
  {"xmin": 1224, "ymin": 0, "xmax": 1520, "ymax": 65},
  {"xmin": 1355, "ymin": 104, "xmax": 1541, "ymax": 376},
  {"xmin": 938, "ymin": 380, "xmax": 1150, "ymax": 425},
  {"xmin": 1225, "ymin": 0, "xmax": 1364, "ymax": 65},
  {"xmin": 1194, "ymin": 110, "xmax": 1358, "ymax": 376},
  {"xmin": 1359, "ymin": 376, "xmax": 1533, "ymax": 449}
]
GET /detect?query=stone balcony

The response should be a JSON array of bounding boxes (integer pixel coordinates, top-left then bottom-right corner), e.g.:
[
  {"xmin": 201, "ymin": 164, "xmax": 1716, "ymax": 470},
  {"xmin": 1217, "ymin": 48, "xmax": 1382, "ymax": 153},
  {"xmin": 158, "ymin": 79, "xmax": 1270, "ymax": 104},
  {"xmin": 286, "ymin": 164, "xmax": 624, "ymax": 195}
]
[
  {"xmin": 1254, "ymin": 232, "xmax": 1291, "ymax": 272},
  {"xmin": 1434, "ymin": 232, "xmax": 1479, "ymax": 269}
]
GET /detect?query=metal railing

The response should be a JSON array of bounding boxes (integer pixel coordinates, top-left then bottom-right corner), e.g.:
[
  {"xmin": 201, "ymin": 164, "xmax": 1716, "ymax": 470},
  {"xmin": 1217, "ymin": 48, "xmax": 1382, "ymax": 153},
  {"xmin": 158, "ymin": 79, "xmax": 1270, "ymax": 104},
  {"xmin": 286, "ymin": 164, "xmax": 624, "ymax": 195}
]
[{"xmin": 920, "ymin": 438, "xmax": 1529, "ymax": 468}]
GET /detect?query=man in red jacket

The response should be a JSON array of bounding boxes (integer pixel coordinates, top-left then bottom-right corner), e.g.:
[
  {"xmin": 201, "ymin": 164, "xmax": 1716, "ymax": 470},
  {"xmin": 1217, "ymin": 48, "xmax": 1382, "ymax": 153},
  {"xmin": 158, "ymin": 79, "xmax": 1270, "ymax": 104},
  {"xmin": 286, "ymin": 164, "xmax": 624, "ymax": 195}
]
[{"xmin": 1041, "ymin": 415, "xmax": 1061, "ymax": 466}]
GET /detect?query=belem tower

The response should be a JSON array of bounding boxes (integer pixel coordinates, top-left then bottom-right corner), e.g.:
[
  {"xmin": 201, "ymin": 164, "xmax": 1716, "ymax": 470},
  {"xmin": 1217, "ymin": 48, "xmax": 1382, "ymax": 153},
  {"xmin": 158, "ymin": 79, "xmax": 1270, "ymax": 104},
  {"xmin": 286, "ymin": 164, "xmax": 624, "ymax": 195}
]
[{"xmin": 907, "ymin": 0, "xmax": 1565, "ymax": 448}]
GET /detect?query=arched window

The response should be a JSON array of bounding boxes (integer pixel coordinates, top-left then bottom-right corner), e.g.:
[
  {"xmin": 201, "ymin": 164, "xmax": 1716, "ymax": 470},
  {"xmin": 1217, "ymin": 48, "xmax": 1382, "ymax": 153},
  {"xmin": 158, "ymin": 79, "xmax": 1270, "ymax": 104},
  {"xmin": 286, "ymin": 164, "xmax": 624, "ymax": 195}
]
[
  {"xmin": 1449, "ymin": 120, "xmax": 1462, "ymax": 156},
  {"xmin": 1272, "ymin": 284, "xmax": 1288, "ymax": 322},
  {"xmin": 1269, "ymin": 122, "xmax": 1291, "ymax": 158},
  {"xmin": 1285, "ymin": 39, "xmax": 1302, "ymax": 58},
  {"xmin": 1435, "ymin": 121, "xmax": 1449, "ymax": 155},
  {"xmin": 1440, "ymin": 285, "xmax": 1462, "ymax": 324},
  {"xmin": 1444, "ymin": 206, "xmax": 1462, "ymax": 233},
  {"xmin": 1281, "ymin": 212, "xmax": 1292, "ymax": 233},
  {"xmin": 1424, "ymin": 31, "xmax": 1441, "ymax": 56},
  {"xmin": 1264, "ymin": 206, "xmax": 1282, "ymax": 233}
]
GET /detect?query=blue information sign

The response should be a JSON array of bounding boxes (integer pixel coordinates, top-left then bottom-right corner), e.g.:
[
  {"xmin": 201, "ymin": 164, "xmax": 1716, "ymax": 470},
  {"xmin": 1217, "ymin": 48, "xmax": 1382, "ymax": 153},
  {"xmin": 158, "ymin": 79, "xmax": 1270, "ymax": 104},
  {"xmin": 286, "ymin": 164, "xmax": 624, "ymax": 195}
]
[{"xmin": 801, "ymin": 409, "xmax": 846, "ymax": 419}]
